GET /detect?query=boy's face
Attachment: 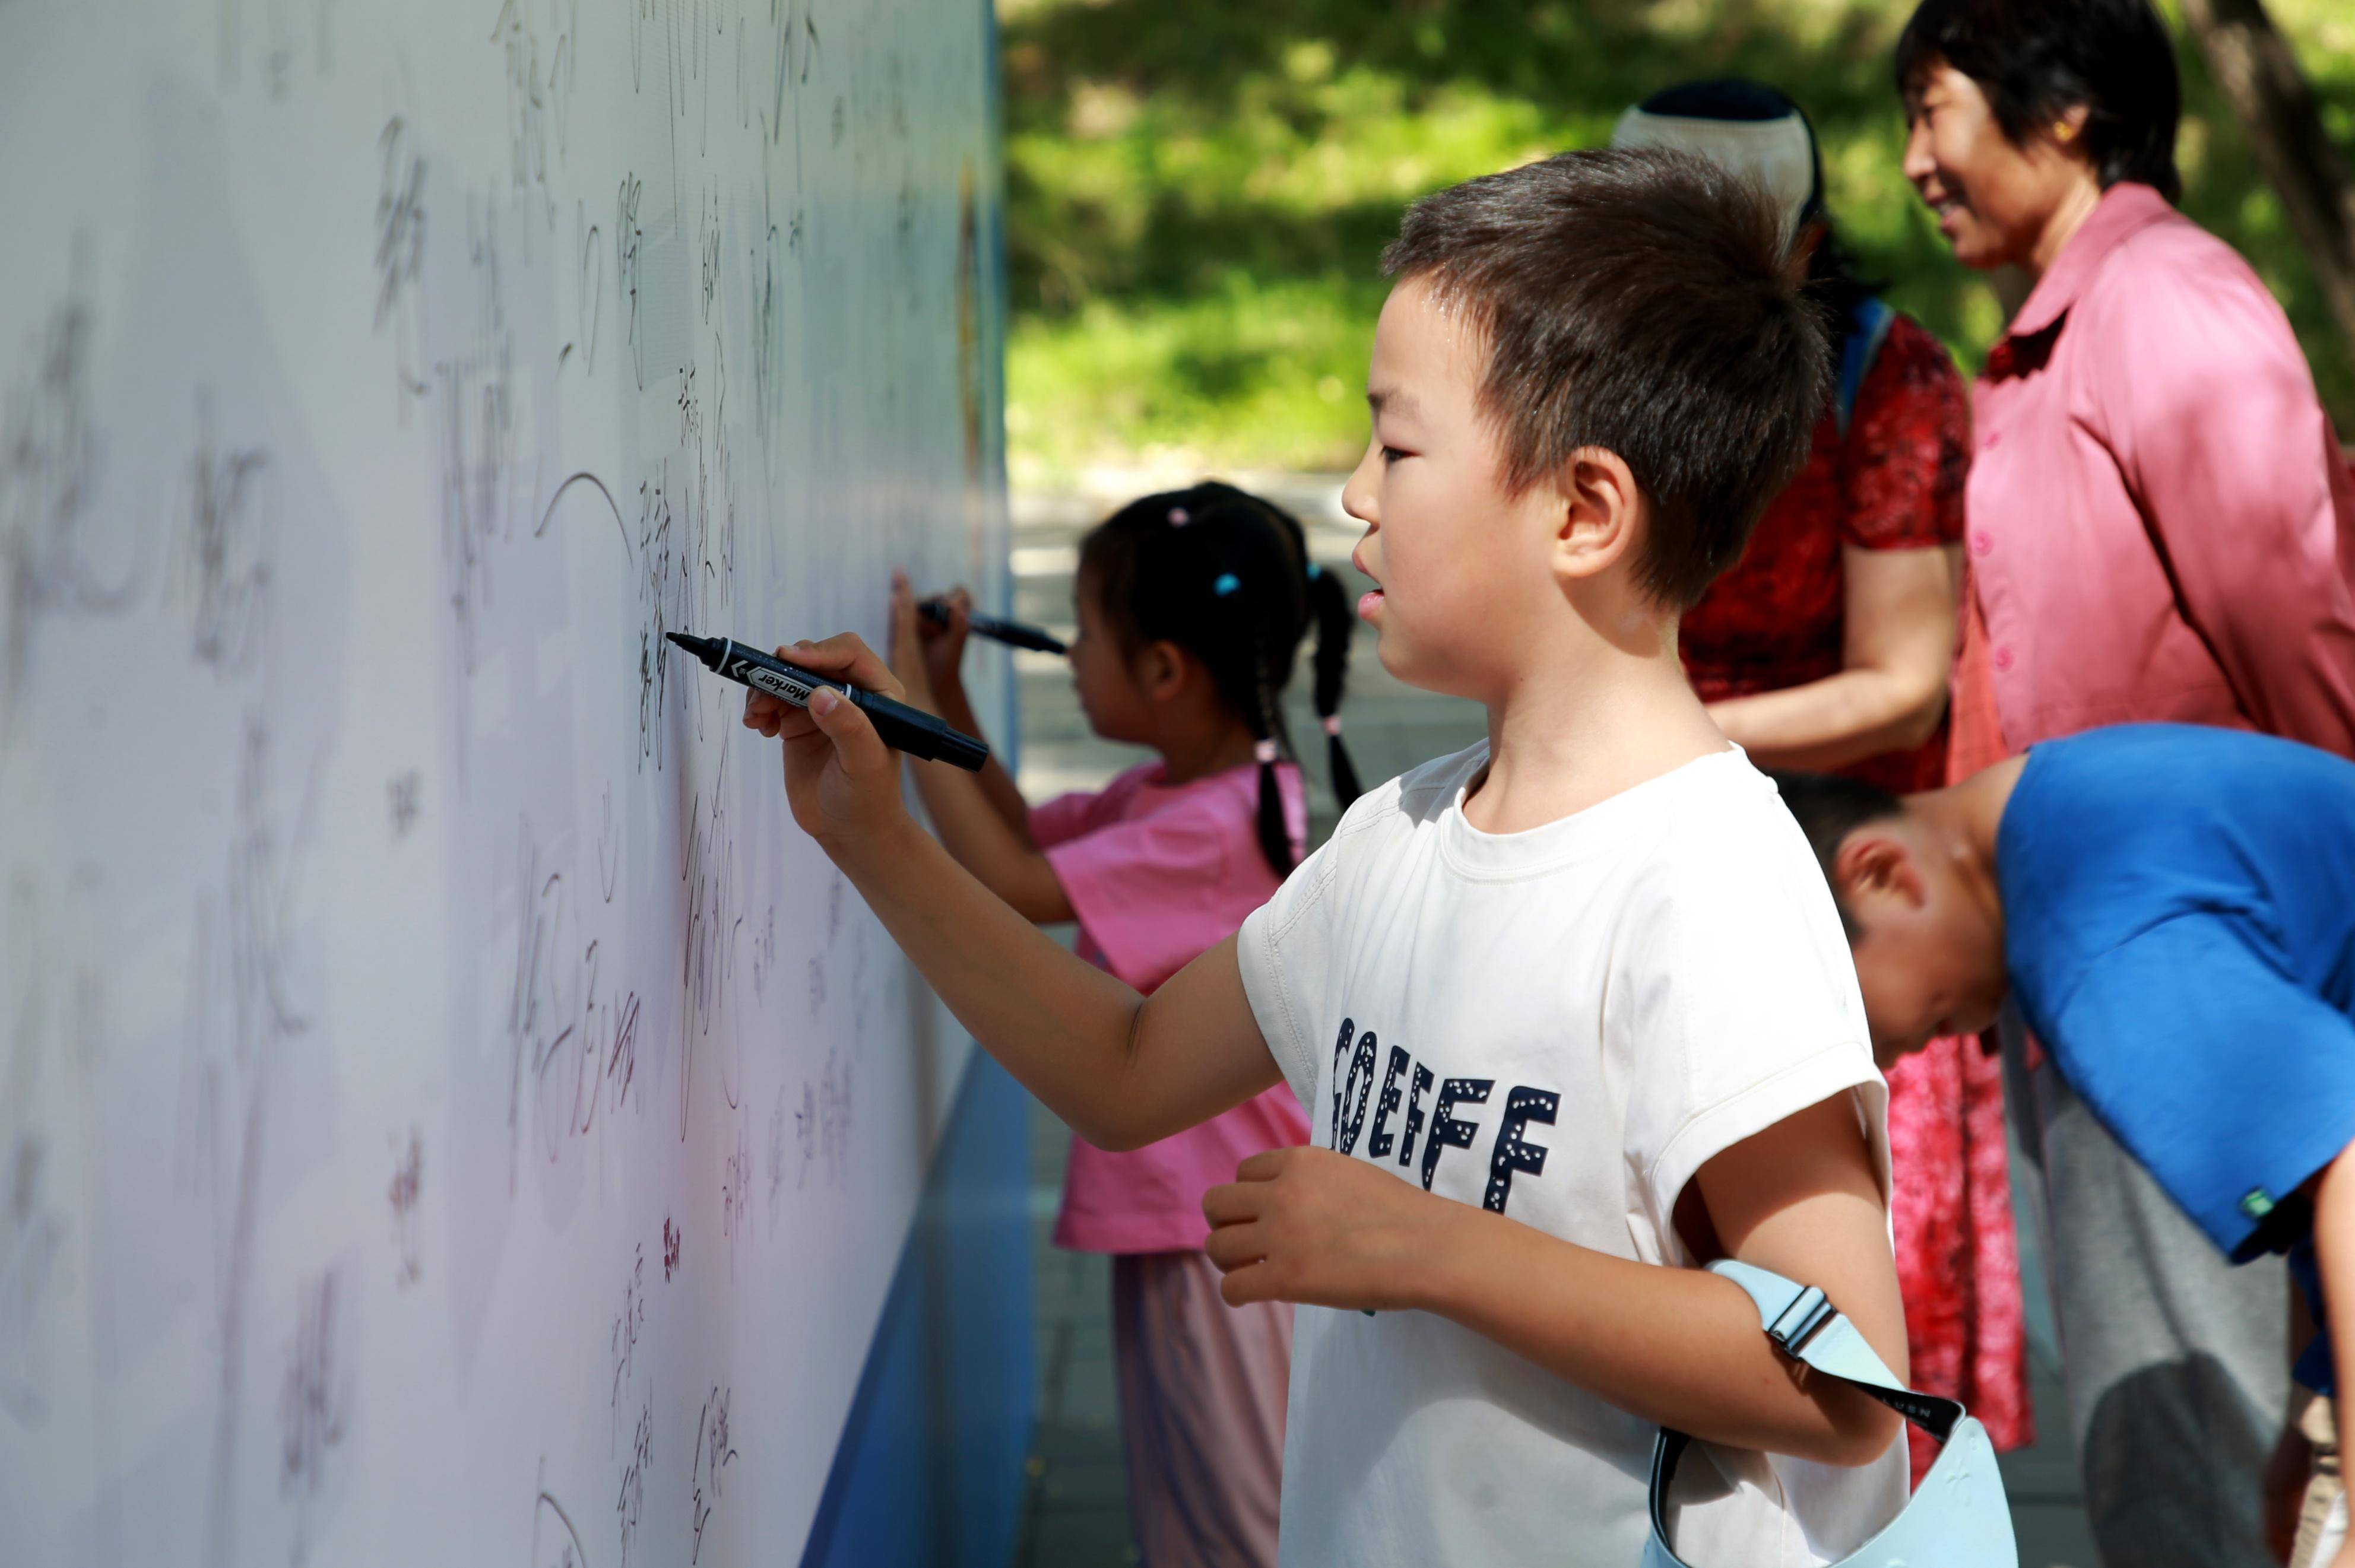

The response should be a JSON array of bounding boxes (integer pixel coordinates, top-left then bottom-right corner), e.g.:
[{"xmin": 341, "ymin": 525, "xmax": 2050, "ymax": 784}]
[
  {"xmin": 1837, "ymin": 824, "xmax": 2009, "ymax": 1067},
  {"xmin": 1340, "ymin": 277, "xmax": 1570, "ymax": 699}
]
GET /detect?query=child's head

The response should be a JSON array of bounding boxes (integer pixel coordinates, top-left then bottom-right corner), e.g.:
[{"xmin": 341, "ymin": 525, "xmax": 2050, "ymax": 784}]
[
  {"xmin": 1074, "ymin": 481, "xmax": 1362, "ymax": 873},
  {"xmin": 1775, "ymin": 772, "xmax": 2010, "ymax": 1065},
  {"xmin": 1343, "ymin": 147, "xmax": 1828, "ymax": 696}
]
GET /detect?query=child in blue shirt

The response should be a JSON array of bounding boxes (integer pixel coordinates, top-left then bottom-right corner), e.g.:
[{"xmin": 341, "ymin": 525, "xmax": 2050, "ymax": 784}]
[{"xmin": 1776, "ymin": 723, "xmax": 2355, "ymax": 1567}]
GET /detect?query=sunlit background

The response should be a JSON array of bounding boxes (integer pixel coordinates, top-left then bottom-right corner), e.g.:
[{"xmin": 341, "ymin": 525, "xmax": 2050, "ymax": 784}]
[{"xmin": 1000, "ymin": 0, "xmax": 2354, "ymax": 487}]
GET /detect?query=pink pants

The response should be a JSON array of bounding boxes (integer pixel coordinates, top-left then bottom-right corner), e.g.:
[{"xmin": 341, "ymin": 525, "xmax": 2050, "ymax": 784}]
[{"xmin": 1110, "ymin": 1251, "xmax": 1292, "ymax": 1568}]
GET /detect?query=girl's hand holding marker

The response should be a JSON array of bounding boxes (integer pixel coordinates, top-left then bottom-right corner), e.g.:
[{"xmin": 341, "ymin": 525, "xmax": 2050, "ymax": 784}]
[
  {"xmin": 891, "ymin": 573, "xmax": 962, "ymax": 716},
  {"xmin": 918, "ymin": 589, "xmax": 1068, "ymax": 655},
  {"xmin": 899, "ymin": 576, "xmax": 975, "ymax": 697}
]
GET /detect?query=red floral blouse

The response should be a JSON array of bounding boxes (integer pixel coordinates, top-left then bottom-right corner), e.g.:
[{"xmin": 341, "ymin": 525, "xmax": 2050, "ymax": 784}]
[
  {"xmin": 1681, "ymin": 309, "xmax": 2031, "ymax": 1476},
  {"xmin": 1679, "ymin": 310, "xmax": 1972, "ymax": 793}
]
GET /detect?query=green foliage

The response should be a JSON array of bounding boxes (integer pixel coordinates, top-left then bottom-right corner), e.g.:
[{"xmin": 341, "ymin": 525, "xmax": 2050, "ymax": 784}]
[{"xmin": 1003, "ymin": 0, "xmax": 2355, "ymax": 480}]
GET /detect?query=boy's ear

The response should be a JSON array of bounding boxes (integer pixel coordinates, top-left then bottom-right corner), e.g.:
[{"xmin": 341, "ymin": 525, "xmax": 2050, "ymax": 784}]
[
  {"xmin": 1549, "ymin": 446, "xmax": 1643, "ymax": 589},
  {"xmin": 1833, "ymin": 830, "xmax": 1926, "ymax": 916}
]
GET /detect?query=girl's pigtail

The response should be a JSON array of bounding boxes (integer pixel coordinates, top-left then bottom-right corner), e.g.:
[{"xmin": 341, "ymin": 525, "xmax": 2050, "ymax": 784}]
[
  {"xmin": 1248, "ymin": 662, "xmax": 1295, "ymax": 876},
  {"xmin": 1305, "ymin": 563, "xmax": 1363, "ymax": 811}
]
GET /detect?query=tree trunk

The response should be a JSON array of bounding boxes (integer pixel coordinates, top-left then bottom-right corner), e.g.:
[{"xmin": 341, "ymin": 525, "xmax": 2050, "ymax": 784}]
[{"xmin": 2177, "ymin": 0, "xmax": 2355, "ymax": 364}]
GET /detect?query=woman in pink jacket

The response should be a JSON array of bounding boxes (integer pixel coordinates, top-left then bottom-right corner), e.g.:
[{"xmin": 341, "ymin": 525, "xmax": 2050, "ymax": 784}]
[{"xmin": 1895, "ymin": 1, "xmax": 2355, "ymax": 1563}]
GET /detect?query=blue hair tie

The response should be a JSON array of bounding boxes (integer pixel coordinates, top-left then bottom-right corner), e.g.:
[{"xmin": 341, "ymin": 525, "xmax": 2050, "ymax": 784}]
[
  {"xmin": 1213, "ymin": 572, "xmax": 1241, "ymax": 596},
  {"xmin": 1307, "ymin": 563, "xmax": 1323, "ymax": 580}
]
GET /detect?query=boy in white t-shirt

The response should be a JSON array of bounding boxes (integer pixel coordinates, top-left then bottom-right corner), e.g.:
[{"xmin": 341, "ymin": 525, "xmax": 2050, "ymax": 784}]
[{"xmin": 747, "ymin": 148, "xmax": 1911, "ymax": 1564}]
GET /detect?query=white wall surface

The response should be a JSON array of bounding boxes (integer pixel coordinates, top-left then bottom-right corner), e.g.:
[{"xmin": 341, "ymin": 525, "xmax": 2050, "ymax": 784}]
[{"xmin": 0, "ymin": 1, "xmax": 1007, "ymax": 1561}]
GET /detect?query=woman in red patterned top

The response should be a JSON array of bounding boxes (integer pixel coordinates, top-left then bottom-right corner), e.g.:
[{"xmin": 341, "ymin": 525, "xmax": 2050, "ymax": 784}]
[{"xmin": 1615, "ymin": 80, "xmax": 2031, "ymax": 1481}]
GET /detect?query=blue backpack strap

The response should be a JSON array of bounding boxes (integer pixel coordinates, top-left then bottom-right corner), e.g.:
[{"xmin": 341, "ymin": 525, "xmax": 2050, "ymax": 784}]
[{"xmin": 1836, "ymin": 297, "xmax": 1897, "ymax": 440}]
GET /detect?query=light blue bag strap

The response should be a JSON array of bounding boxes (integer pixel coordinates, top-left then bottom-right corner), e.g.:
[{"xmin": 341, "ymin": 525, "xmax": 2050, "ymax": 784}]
[
  {"xmin": 1835, "ymin": 297, "xmax": 1897, "ymax": 440},
  {"xmin": 1710, "ymin": 1259, "xmax": 1963, "ymax": 1440},
  {"xmin": 1642, "ymin": 1260, "xmax": 2012, "ymax": 1568}
]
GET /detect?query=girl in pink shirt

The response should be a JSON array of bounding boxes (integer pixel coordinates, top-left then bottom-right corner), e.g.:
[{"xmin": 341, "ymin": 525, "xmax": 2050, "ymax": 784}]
[{"xmin": 890, "ymin": 481, "xmax": 1361, "ymax": 1567}]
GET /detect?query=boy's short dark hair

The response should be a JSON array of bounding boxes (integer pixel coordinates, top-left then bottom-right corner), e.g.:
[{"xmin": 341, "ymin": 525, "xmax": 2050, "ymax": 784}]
[
  {"xmin": 1770, "ymin": 770, "xmax": 1906, "ymax": 936},
  {"xmin": 1894, "ymin": 0, "xmax": 2182, "ymax": 202},
  {"xmin": 1381, "ymin": 147, "xmax": 1830, "ymax": 610}
]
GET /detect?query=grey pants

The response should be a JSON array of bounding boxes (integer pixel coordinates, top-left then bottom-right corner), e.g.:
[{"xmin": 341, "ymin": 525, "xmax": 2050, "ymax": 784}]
[{"xmin": 2007, "ymin": 1018, "xmax": 2291, "ymax": 1566}]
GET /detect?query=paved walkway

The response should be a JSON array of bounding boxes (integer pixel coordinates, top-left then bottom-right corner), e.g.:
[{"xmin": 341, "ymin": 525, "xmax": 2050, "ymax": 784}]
[{"xmin": 1001, "ymin": 473, "xmax": 2097, "ymax": 1567}]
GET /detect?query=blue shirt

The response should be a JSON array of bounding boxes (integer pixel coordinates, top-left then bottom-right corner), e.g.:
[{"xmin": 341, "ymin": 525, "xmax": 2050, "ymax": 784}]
[{"xmin": 1999, "ymin": 725, "xmax": 2355, "ymax": 1391}]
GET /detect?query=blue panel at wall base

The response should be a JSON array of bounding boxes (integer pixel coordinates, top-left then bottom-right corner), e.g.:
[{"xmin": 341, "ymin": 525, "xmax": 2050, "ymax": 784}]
[{"xmin": 799, "ymin": 1051, "xmax": 1037, "ymax": 1567}]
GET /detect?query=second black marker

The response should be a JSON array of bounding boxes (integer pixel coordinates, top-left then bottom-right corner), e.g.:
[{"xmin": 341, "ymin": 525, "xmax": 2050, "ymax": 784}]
[{"xmin": 920, "ymin": 599, "xmax": 1069, "ymax": 656}]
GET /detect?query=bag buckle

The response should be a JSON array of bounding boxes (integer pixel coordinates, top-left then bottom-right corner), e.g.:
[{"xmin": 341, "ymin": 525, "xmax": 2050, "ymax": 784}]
[{"xmin": 1766, "ymin": 1287, "xmax": 1836, "ymax": 1355}]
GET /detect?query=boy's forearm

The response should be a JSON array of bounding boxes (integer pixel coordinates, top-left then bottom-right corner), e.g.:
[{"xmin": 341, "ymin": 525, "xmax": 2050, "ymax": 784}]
[
  {"xmin": 1420, "ymin": 1208, "xmax": 1901, "ymax": 1467},
  {"xmin": 819, "ymin": 811, "xmax": 1153, "ymax": 1146}
]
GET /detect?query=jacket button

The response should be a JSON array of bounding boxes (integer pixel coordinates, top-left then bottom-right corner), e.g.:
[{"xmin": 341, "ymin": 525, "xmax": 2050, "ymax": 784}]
[
  {"xmin": 1971, "ymin": 532, "xmax": 1993, "ymax": 557},
  {"xmin": 1992, "ymin": 646, "xmax": 2015, "ymax": 672}
]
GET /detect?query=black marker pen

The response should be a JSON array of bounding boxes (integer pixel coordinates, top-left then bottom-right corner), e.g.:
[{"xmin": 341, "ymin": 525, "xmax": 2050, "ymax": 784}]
[
  {"xmin": 667, "ymin": 631, "xmax": 990, "ymax": 772},
  {"xmin": 920, "ymin": 599, "xmax": 1069, "ymax": 656}
]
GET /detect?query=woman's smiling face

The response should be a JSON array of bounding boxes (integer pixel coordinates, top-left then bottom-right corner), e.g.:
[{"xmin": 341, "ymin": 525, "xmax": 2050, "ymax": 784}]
[{"xmin": 1901, "ymin": 62, "xmax": 2081, "ymax": 273}]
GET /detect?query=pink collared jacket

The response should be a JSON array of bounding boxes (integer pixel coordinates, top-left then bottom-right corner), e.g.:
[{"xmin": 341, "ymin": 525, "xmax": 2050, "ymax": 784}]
[{"xmin": 1957, "ymin": 182, "xmax": 2355, "ymax": 763}]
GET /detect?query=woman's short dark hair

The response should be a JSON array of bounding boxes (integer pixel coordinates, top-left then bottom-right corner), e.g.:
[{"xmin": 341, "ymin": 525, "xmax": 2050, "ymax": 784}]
[
  {"xmin": 1895, "ymin": 0, "xmax": 2182, "ymax": 202},
  {"xmin": 1382, "ymin": 148, "xmax": 1830, "ymax": 611}
]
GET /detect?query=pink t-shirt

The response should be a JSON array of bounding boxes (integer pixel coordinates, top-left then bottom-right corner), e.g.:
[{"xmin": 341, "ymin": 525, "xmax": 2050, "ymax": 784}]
[{"xmin": 1034, "ymin": 758, "xmax": 1313, "ymax": 1253}]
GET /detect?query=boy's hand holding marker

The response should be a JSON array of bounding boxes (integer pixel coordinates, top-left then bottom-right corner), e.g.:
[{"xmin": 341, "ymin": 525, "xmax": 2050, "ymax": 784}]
[
  {"xmin": 747, "ymin": 623, "xmax": 1441, "ymax": 1322},
  {"xmin": 740, "ymin": 633, "xmax": 917, "ymax": 848},
  {"xmin": 683, "ymin": 630, "xmax": 986, "ymax": 767}
]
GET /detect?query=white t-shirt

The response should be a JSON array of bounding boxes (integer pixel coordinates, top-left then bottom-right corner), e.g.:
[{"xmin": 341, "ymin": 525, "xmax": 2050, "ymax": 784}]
[{"xmin": 1235, "ymin": 743, "xmax": 1907, "ymax": 1567}]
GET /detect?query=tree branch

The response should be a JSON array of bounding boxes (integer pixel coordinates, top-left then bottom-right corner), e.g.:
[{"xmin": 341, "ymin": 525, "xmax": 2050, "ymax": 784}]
[{"xmin": 2178, "ymin": 0, "xmax": 2355, "ymax": 364}]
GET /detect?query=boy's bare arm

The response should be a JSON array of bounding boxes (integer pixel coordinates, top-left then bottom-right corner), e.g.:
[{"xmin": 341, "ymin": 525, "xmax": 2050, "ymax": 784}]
[
  {"xmin": 747, "ymin": 631, "xmax": 1282, "ymax": 1150},
  {"xmin": 838, "ymin": 818, "xmax": 1275, "ymax": 1147},
  {"xmin": 1205, "ymin": 1094, "xmax": 1906, "ymax": 1467}
]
